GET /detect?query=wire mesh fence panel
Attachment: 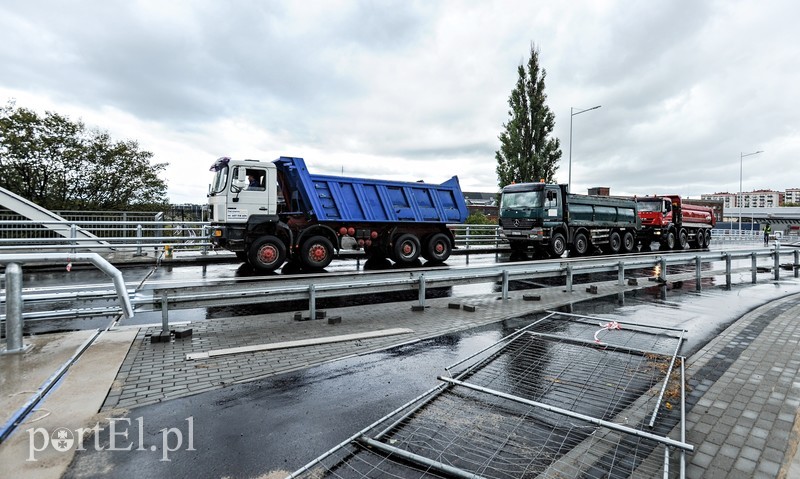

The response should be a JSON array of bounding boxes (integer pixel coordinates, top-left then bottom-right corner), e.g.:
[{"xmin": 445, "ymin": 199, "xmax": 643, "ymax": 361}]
[{"xmin": 292, "ymin": 312, "xmax": 689, "ymax": 479}]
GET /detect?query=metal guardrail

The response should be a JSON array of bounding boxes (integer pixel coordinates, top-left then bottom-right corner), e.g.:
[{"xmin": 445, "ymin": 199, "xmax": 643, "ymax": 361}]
[{"xmin": 0, "ymin": 253, "xmax": 133, "ymax": 354}]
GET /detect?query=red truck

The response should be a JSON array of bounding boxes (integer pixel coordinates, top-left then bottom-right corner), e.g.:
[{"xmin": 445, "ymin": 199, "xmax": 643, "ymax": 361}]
[{"xmin": 636, "ymin": 195, "xmax": 715, "ymax": 250}]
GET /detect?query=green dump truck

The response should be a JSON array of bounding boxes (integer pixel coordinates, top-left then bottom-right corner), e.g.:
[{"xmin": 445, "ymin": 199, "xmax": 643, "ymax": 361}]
[{"xmin": 499, "ymin": 183, "xmax": 641, "ymax": 258}]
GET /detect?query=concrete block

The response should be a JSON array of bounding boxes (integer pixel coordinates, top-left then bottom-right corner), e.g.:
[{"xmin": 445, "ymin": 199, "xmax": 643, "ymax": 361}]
[
  {"xmin": 522, "ymin": 294, "xmax": 541, "ymax": 301},
  {"xmin": 463, "ymin": 305, "xmax": 477, "ymax": 312},
  {"xmin": 448, "ymin": 303, "xmax": 461, "ymax": 310},
  {"xmin": 586, "ymin": 285, "xmax": 598, "ymax": 294},
  {"xmin": 151, "ymin": 331, "xmax": 172, "ymax": 343},
  {"xmin": 328, "ymin": 316, "xmax": 342, "ymax": 325},
  {"xmin": 174, "ymin": 329, "xmax": 193, "ymax": 339},
  {"xmin": 315, "ymin": 310, "xmax": 327, "ymax": 320},
  {"xmin": 411, "ymin": 305, "xmax": 426, "ymax": 312},
  {"xmin": 627, "ymin": 278, "xmax": 638, "ymax": 286}
]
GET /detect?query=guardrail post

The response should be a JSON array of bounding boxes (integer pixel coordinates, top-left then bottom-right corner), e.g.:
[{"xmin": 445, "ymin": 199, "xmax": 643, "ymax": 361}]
[
  {"xmin": 795, "ymin": 250, "xmax": 799, "ymax": 279},
  {"xmin": 135, "ymin": 224, "xmax": 143, "ymax": 257},
  {"xmin": 70, "ymin": 224, "xmax": 77, "ymax": 255},
  {"xmin": 309, "ymin": 284, "xmax": 316, "ymax": 319},
  {"xmin": 161, "ymin": 292, "xmax": 170, "ymax": 333},
  {"xmin": 1, "ymin": 263, "xmax": 29, "ymax": 354},
  {"xmin": 495, "ymin": 227, "xmax": 500, "ymax": 261},
  {"xmin": 659, "ymin": 257, "xmax": 667, "ymax": 282},
  {"xmin": 465, "ymin": 226, "xmax": 470, "ymax": 250},
  {"xmin": 695, "ymin": 256, "xmax": 702, "ymax": 291},
  {"xmin": 617, "ymin": 261, "xmax": 625, "ymax": 286},
  {"xmin": 725, "ymin": 253, "xmax": 732, "ymax": 289},
  {"xmin": 751, "ymin": 252, "xmax": 757, "ymax": 284},
  {"xmin": 774, "ymin": 242, "xmax": 780, "ymax": 281},
  {"xmin": 501, "ymin": 270, "xmax": 509, "ymax": 300},
  {"xmin": 566, "ymin": 263, "xmax": 573, "ymax": 292},
  {"xmin": 201, "ymin": 225, "xmax": 209, "ymax": 255},
  {"xmin": 418, "ymin": 274, "xmax": 426, "ymax": 307}
]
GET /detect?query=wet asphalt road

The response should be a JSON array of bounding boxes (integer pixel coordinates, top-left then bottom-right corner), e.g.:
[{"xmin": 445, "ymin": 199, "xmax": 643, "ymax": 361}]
[{"xmin": 61, "ymin": 276, "xmax": 800, "ymax": 478}]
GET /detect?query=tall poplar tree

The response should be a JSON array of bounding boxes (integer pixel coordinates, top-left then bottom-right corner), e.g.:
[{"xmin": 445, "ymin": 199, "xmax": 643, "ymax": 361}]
[{"xmin": 495, "ymin": 44, "xmax": 562, "ymax": 188}]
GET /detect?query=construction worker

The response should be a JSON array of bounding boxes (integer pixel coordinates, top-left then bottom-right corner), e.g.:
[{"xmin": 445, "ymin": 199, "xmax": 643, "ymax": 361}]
[{"xmin": 764, "ymin": 223, "xmax": 772, "ymax": 245}]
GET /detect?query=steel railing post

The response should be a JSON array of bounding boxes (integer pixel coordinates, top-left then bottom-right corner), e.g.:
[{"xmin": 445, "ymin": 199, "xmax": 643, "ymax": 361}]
[
  {"xmin": 794, "ymin": 250, "xmax": 799, "ymax": 279},
  {"xmin": 725, "ymin": 253, "xmax": 732, "ymax": 289},
  {"xmin": 660, "ymin": 257, "xmax": 667, "ymax": 282},
  {"xmin": 502, "ymin": 270, "xmax": 509, "ymax": 300},
  {"xmin": 309, "ymin": 284, "xmax": 316, "ymax": 319},
  {"xmin": 465, "ymin": 226, "xmax": 470, "ymax": 250},
  {"xmin": 161, "ymin": 292, "xmax": 170, "ymax": 333},
  {"xmin": 751, "ymin": 252, "xmax": 757, "ymax": 284},
  {"xmin": 566, "ymin": 263, "xmax": 573, "ymax": 292},
  {"xmin": 696, "ymin": 256, "xmax": 702, "ymax": 291},
  {"xmin": 201, "ymin": 225, "xmax": 209, "ymax": 255},
  {"xmin": 774, "ymin": 242, "xmax": 780, "ymax": 281},
  {"xmin": 2, "ymin": 263, "xmax": 28, "ymax": 354},
  {"xmin": 70, "ymin": 224, "xmax": 77, "ymax": 255},
  {"xmin": 418, "ymin": 274, "xmax": 426, "ymax": 307},
  {"xmin": 495, "ymin": 227, "xmax": 500, "ymax": 261},
  {"xmin": 617, "ymin": 261, "xmax": 625, "ymax": 286},
  {"xmin": 136, "ymin": 224, "xmax": 143, "ymax": 256}
]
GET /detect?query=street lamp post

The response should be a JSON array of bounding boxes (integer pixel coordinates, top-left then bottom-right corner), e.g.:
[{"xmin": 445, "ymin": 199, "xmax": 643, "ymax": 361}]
[
  {"xmin": 568, "ymin": 105, "xmax": 601, "ymax": 193},
  {"xmin": 739, "ymin": 150, "xmax": 764, "ymax": 235}
]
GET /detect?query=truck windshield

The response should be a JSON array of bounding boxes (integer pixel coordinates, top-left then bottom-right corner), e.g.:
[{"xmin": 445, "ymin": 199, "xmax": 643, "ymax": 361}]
[
  {"xmin": 209, "ymin": 167, "xmax": 229, "ymax": 195},
  {"xmin": 638, "ymin": 201, "xmax": 662, "ymax": 212},
  {"xmin": 501, "ymin": 191, "xmax": 543, "ymax": 210}
]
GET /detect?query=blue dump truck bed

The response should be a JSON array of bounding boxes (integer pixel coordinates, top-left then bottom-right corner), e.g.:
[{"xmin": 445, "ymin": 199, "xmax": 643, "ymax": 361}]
[
  {"xmin": 566, "ymin": 193, "xmax": 639, "ymax": 227},
  {"xmin": 274, "ymin": 157, "xmax": 469, "ymax": 224}
]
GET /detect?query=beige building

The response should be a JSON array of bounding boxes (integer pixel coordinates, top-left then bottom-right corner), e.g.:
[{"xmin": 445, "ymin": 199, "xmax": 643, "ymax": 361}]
[{"xmin": 701, "ymin": 190, "xmax": 784, "ymax": 208}]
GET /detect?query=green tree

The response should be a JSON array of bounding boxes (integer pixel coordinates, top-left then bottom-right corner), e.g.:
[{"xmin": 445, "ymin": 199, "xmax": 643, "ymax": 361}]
[
  {"xmin": 465, "ymin": 211, "xmax": 494, "ymax": 225},
  {"xmin": 495, "ymin": 43, "xmax": 562, "ymax": 188},
  {"xmin": 0, "ymin": 102, "xmax": 168, "ymax": 210}
]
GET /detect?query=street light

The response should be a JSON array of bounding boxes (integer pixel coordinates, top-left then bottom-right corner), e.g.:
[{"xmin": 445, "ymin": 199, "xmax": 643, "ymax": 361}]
[
  {"xmin": 739, "ymin": 150, "xmax": 764, "ymax": 234},
  {"xmin": 568, "ymin": 105, "xmax": 601, "ymax": 193}
]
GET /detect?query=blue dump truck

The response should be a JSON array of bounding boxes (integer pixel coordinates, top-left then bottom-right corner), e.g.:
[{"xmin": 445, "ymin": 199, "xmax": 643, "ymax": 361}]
[
  {"xmin": 499, "ymin": 183, "xmax": 640, "ymax": 258},
  {"xmin": 208, "ymin": 156, "xmax": 469, "ymax": 272}
]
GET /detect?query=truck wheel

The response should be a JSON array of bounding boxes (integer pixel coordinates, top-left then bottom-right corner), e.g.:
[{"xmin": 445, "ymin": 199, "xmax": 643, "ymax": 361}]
[
  {"xmin": 703, "ymin": 230, "xmax": 712, "ymax": 249},
  {"xmin": 606, "ymin": 231, "xmax": 622, "ymax": 254},
  {"xmin": 572, "ymin": 232, "xmax": 589, "ymax": 256},
  {"xmin": 300, "ymin": 236, "xmax": 334, "ymax": 269},
  {"xmin": 392, "ymin": 233, "xmax": 421, "ymax": 264},
  {"xmin": 677, "ymin": 229, "xmax": 688, "ymax": 249},
  {"xmin": 422, "ymin": 233, "xmax": 452, "ymax": 262},
  {"xmin": 550, "ymin": 232, "xmax": 567, "ymax": 258},
  {"xmin": 661, "ymin": 231, "xmax": 676, "ymax": 250},
  {"xmin": 248, "ymin": 236, "xmax": 286, "ymax": 272},
  {"xmin": 622, "ymin": 231, "xmax": 636, "ymax": 253}
]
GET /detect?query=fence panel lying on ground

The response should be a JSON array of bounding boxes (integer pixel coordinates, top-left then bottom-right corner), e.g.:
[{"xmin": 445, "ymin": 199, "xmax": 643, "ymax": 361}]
[{"xmin": 289, "ymin": 311, "xmax": 691, "ymax": 479}]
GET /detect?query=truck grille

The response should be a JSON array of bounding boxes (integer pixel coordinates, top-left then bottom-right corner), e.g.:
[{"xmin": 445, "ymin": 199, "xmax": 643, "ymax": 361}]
[{"xmin": 501, "ymin": 218, "xmax": 535, "ymax": 229}]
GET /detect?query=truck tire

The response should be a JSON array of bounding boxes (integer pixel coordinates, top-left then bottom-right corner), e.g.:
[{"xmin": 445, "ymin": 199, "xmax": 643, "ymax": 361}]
[
  {"xmin": 703, "ymin": 230, "xmax": 712, "ymax": 249},
  {"xmin": 248, "ymin": 236, "xmax": 286, "ymax": 272},
  {"xmin": 550, "ymin": 232, "xmax": 567, "ymax": 258},
  {"xmin": 661, "ymin": 230, "xmax": 676, "ymax": 250},
  {"xmin": 622, "ymin": 231, "xmax": 636, "ymax": 253},
  {"xmin": 300, "ymin": 236, "xmax": 334, "ymax": 269},
  {"xmin": 392, "ymin": 233, "xmax": 421, "ymax": 265},
  {"xmin": 677, "ymin": 229, "xmax": 688, "ymax": 250},
  {"xmin": 422, "ymin": 233, "xmax": 452, "ymax": 262},
  {"xmin": 606, "ymin": 231, "xmax": 622, "ymax": 254},
  {"xmin": 572, "ymin": 231, "xmax": 589, "ymax": 256}
]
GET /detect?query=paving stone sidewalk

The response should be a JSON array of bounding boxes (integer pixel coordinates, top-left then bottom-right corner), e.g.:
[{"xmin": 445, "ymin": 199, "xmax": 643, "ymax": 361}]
[{"xmin": 667, "ymin": 293, "xmax": 800, "ymax": 478}]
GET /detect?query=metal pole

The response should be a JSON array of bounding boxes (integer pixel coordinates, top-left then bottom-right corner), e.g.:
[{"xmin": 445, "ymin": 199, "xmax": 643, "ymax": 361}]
[
  {"xmin": 418, "ymin": 274, "xmax": 426, "ymax": 307},
  {"xmin": 618, "ymin": 261, "xmax": 625, "ymax": 286},
  {"xmin": 3, "ymin": 263, "xmax": 26, "ymax": 353},
  {"xmin": 774, "ymin": 242, "xmax": 780, "ymax": 281},
  {"xmin": 725, "ymin": 252, "xmax": 732, "ymax": 289},
  {"xmin": 161, "ymin": 292, "xmax": 170, "ymax": 333},
  {"xmin": 751, "ymin": 252, "xmax": 757, "ymax": 284},
  {"xmin": 309, "ymin": 284, "xmax": 316, "ymax": 319},
  {"xmin": 567, "ymin": 105, "xmax": 601, "ymax": 193},
  {"xmin": 739, "ymin": 150, "xmax": 763, "ymax": 234},
  {"xmin": 660, "ymin": 257, "xmax": 667, "ymax": 282},
  {"xmin": 501, "ymin": 270, "xmax": 509, "ymax": 300},
  {"xmin": 696, "ymin": 256, "xmax": 702, "ymax": 291},
  {"xmin": 566, "ymin": 263, "xmax": 573, "ymax": 292},
  {"xmin": 136, "ymin": 224, "xmax": 143, "ymax": 257},
  {"xmin": 794, "ymin": 250, "xmax": 799, "ymax": 279},
  {"xmin": 70, "ymin": 224, "xmax": 77, "ymax": 255}
]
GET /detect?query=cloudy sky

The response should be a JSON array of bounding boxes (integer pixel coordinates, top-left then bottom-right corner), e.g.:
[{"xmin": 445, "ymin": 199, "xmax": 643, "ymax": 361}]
[{"xmin": 1, "ymin": 0, "xmax": 797, "ymax": 204}]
